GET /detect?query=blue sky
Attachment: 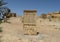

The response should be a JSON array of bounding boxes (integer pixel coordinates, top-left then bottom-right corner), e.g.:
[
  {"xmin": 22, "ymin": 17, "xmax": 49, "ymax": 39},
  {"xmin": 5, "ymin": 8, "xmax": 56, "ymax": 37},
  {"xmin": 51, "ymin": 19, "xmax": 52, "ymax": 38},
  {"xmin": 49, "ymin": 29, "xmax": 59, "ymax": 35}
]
[{"xmin": 4, "ymin": 0, "xmax": 60, "ymax": 16}]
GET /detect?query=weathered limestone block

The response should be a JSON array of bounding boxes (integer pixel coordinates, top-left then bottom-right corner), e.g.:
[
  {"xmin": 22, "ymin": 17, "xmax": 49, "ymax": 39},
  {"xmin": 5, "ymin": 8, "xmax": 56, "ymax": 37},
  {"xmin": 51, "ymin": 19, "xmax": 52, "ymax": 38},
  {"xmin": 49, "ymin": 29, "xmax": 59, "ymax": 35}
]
[{"xmin": 23, "ymin": 10, "xmax": 37, "ymax": 35}]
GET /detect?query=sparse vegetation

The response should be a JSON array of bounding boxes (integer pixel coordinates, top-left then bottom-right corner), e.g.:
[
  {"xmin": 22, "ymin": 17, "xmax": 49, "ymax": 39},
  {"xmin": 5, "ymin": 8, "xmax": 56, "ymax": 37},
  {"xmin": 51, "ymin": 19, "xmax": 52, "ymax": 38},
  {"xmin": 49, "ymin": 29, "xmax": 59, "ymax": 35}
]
[
  {"xmin": 0, "ymin": 36, "xmax": 2, "ymax": 42},
  {"xmin": 55, "ymin": 27, "xmax": 60, "ymax": 30},
  {"xmin": 0, "ymin": 19, "xmax": 2, "ymax": 24},
  {"xmin": 0, "ymin": 27, "xmax": 2, "ymax": 32}
]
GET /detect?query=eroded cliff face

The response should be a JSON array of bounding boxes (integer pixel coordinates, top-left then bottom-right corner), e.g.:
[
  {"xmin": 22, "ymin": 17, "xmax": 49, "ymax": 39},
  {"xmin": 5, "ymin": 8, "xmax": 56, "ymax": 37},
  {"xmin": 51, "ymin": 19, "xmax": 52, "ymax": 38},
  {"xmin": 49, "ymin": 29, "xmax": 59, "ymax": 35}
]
[{"xmin": 0, "ymin": 16, "xmax": 60, "ymax": 42}]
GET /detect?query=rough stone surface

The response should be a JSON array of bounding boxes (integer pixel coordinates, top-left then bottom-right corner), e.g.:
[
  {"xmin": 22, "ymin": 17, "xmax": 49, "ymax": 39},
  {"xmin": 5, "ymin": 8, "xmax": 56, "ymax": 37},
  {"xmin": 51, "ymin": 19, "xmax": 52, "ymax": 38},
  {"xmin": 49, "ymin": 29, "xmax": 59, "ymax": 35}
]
[
  {"xmin": 0, "ymin": 16, "xmax": 60, "ymax": 42},
  {"xmin": 23, "ymin": 10, "xmax": 37, "ymax": 35}
]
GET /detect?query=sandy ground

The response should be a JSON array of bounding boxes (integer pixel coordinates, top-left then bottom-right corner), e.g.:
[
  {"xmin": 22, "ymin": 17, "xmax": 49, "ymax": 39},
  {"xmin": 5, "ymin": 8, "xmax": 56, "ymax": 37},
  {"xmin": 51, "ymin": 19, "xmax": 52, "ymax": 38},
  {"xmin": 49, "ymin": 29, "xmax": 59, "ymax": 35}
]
[{"xmin": 0, "ymin": 17, "xmax": 60, "ymax": 42}]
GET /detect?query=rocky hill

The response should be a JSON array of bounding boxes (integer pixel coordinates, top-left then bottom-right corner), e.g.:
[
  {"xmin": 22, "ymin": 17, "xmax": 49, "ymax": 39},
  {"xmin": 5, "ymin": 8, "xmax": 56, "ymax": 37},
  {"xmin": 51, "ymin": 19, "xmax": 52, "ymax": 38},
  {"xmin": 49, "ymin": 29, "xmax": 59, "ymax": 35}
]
[{"xmin": 0, "ymin": 16, "xmax": 60, "ymax": 42}]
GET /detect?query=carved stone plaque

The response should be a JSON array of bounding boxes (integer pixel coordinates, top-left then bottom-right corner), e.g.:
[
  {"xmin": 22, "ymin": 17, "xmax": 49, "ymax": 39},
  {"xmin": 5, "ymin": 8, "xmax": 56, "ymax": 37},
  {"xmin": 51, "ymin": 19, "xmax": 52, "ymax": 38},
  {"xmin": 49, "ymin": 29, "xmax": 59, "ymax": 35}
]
[{"xmin": 23, "ymin": 10, "xmax": 37, "ymax": 35}]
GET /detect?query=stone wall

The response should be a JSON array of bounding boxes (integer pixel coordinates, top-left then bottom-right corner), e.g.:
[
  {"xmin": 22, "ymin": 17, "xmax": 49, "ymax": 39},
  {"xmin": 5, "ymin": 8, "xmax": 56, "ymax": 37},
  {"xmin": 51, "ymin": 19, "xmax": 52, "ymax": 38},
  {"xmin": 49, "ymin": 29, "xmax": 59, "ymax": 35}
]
[
  {"xmin": 47, "ymin": 12, "xmax": 60, "ymax": 21},
  {"xmin": 40, "ymin": 11, "xmax": 60, "ymax": 21}
]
